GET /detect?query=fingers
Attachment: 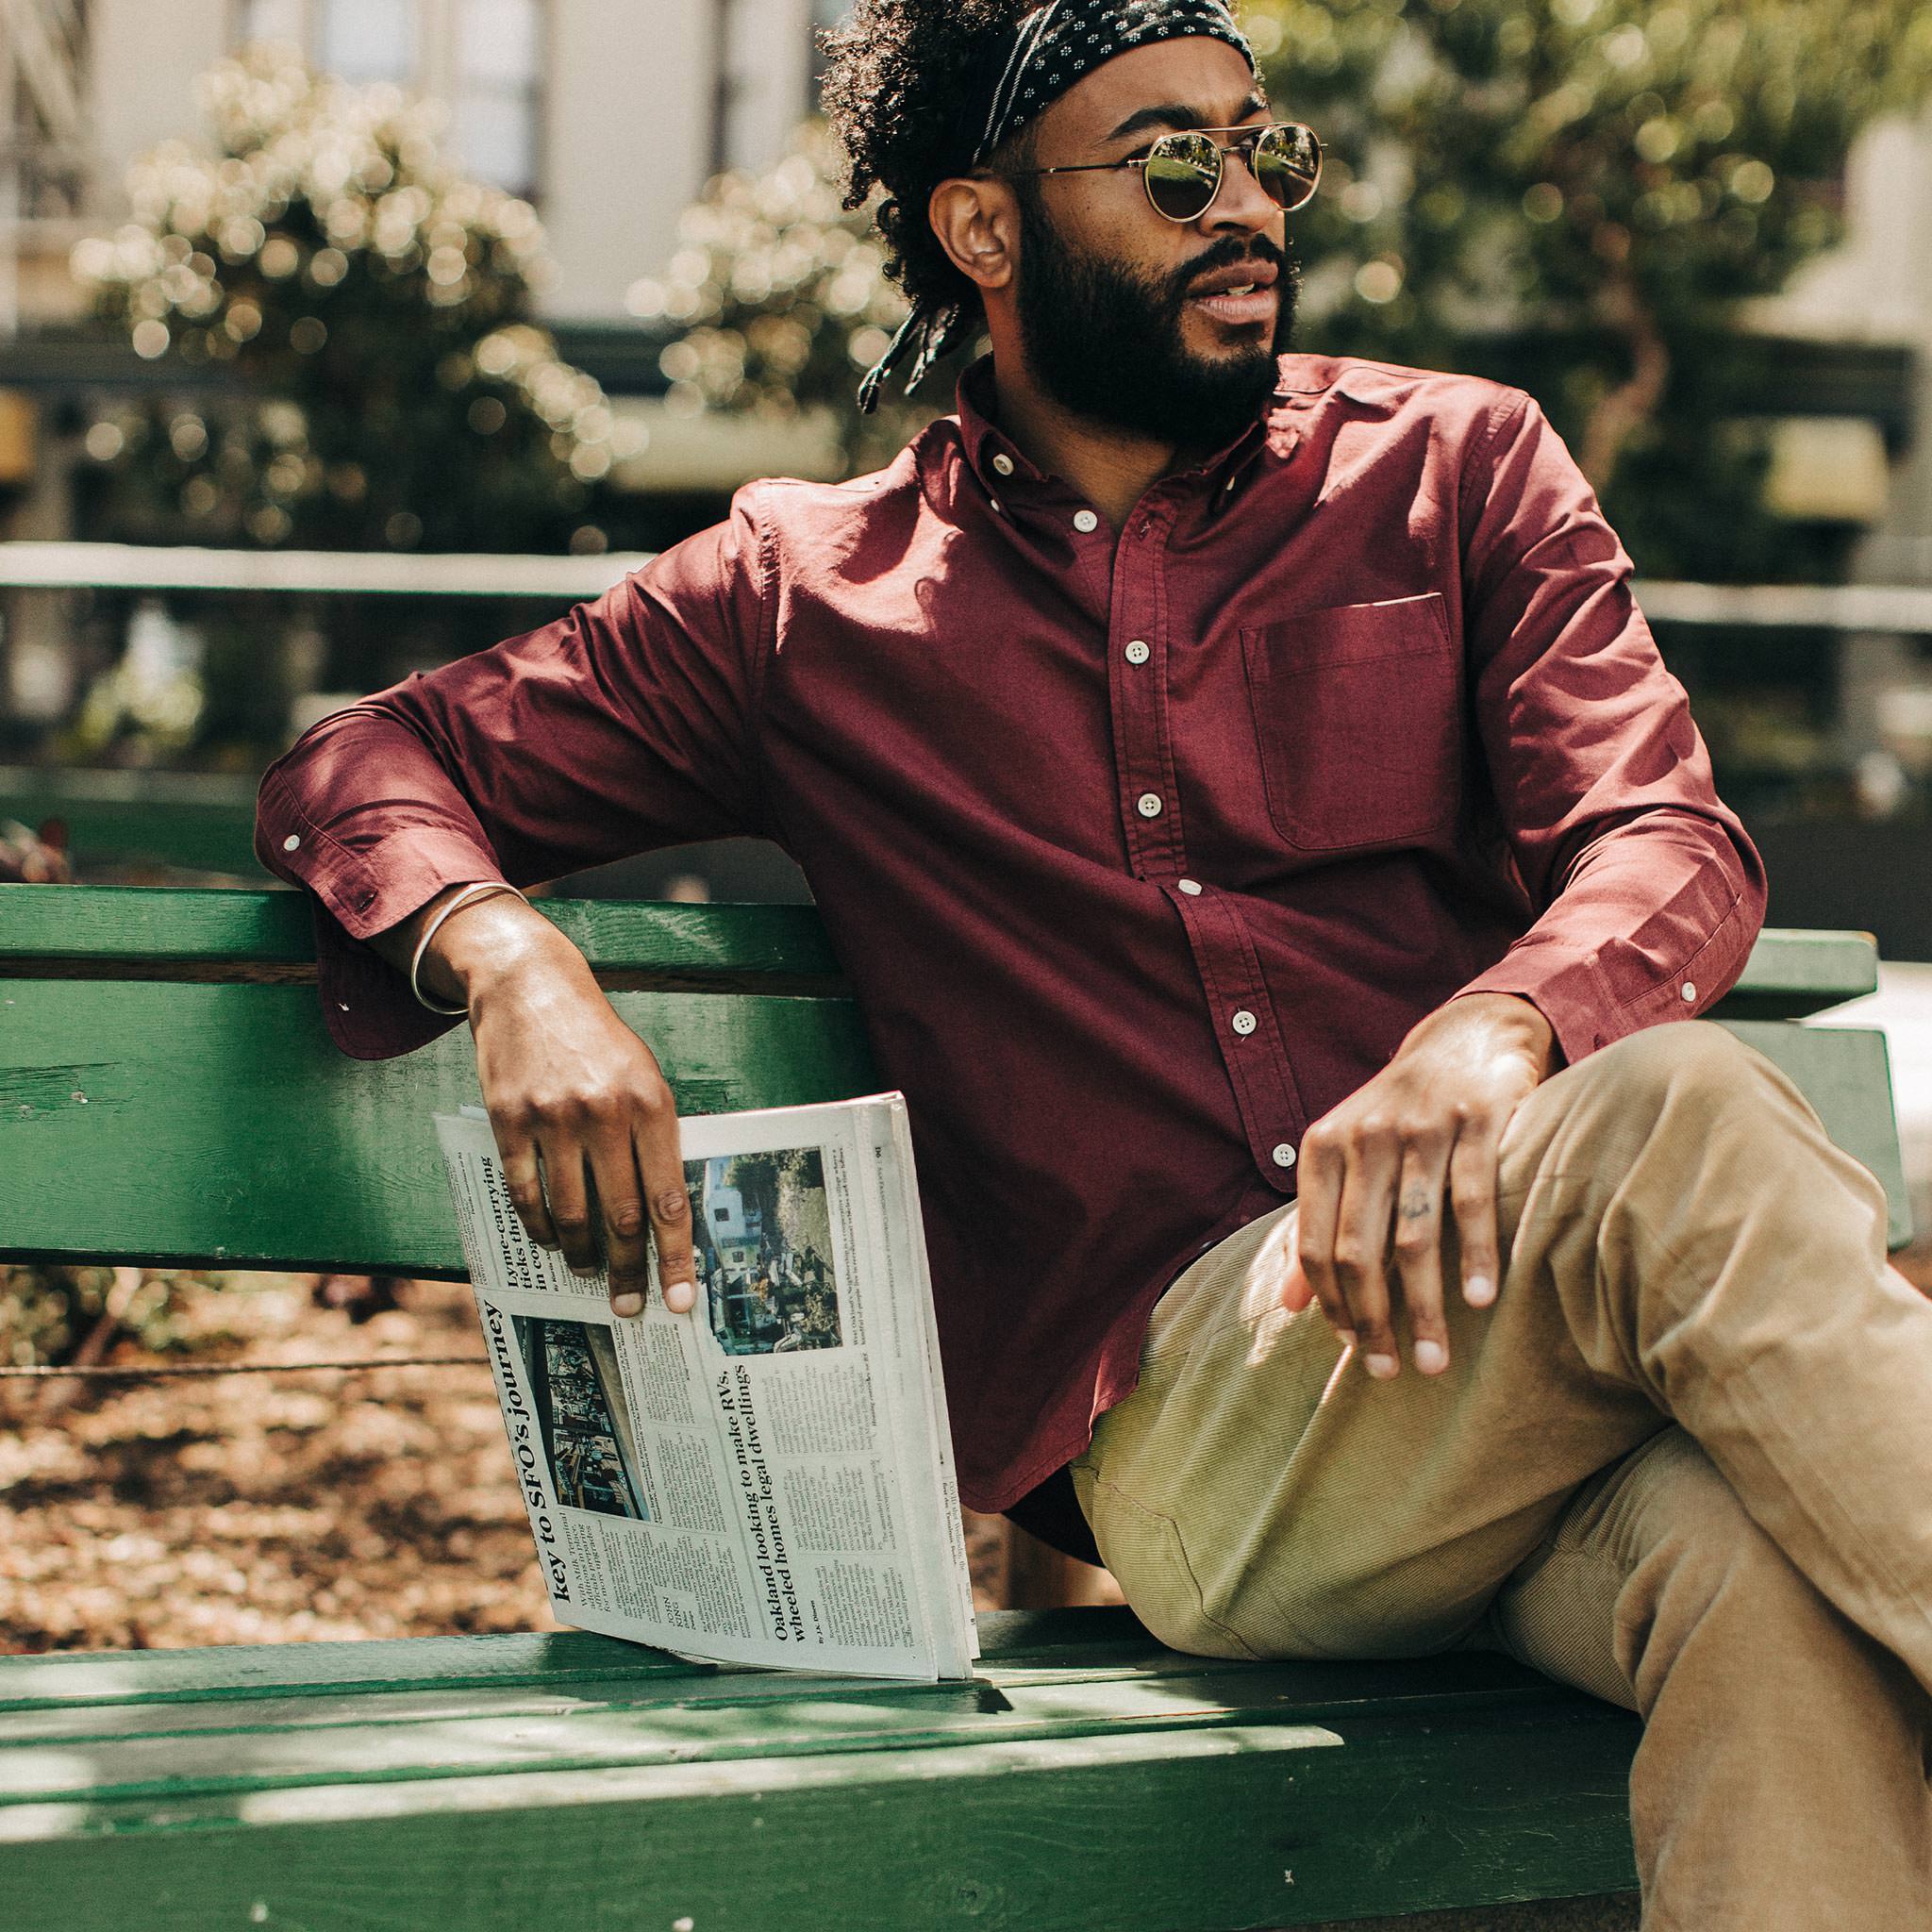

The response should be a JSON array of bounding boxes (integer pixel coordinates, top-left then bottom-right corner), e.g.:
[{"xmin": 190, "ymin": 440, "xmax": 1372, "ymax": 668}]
[
  {"xmin": 1447, "ymin": 1115, "xmax": 1505, "ymax": 1310},
  {"xmin": 1329, "ymin": 1137, "xmax": 1400, "ymax": 1378},
  {"xmin": 586, "ymin": 1124, "xmax": 652, "ymax": 1317},
  {"xmin": 1286, "ymin": 1131, "xmax": 1355, "ymax": 1344},
  {"xmin": 633, "ymin": 1106, "xmax": 697, "ymax": 1319},
  {"xmin": 1390, "ymin": 1137, "xmax": 1454, "ymax": 1375},
  {"xmin": 497, "ymin": 1130, "xmax": 558, "ymax": 1252}
]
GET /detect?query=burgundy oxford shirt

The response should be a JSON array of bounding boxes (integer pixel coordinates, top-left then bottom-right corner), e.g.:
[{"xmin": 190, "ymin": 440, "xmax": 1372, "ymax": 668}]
[{"xmin": 257, "ymin": 354, "xmax": 1765, "ymax": 1513}]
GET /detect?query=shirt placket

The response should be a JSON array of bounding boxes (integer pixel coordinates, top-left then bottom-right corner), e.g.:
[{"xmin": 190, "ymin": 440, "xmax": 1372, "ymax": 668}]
[{"xmin": 1103, "ymin": 494, "xmax": 1307, "ymax": 1196}]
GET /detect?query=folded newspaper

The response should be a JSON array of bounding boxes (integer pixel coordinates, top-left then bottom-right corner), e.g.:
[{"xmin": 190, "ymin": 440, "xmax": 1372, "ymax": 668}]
[{"xmin": 436, "ymin": 1094, "xmax": 979, "ymax": 1681}]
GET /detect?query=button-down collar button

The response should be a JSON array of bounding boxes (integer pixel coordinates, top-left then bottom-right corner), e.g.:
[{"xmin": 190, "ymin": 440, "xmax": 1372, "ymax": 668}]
[
  {"xmin": 1135, "ymin": 791, "xmax": 1163, "ymax": 819},
  {"xmin": 281, "ymin": 834, "xmax": 301, "ymax": 853},
  {"xmin": 1176, "ymin": 877, "xmax": 1203, "ymax": 896},
  {"xmin": 1073, "ymin": 508, "xmax": 1100, "ymax": 533},
  {"xmin": 1124, "ymin": 640, "xmax": 1150, "ymax": 665},
  {"xmin": 1272, "ymin": 1141, "xmax": 1297, "ymax": 1169},
  {"xmin": 1230, "ymin": 1009, "xmax": 1258, "ymax": 1037},
  {"xmin": 989, "ymin": 496, "xmax": 1004, "ymax": 515},
  {"xmin": 991, "ymin": 452, "xmax": 1014, "ymax": 476},
  {"xmin": 1681, "ymin": 981, "xmax": 1697, "ymax": 1002}
]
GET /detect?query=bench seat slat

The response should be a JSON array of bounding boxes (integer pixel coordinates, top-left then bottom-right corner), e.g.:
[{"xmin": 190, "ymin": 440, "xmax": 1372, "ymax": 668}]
[{"xmin": 2, "ymin": 1696, "xmax": 1641, "ymax": 1931}]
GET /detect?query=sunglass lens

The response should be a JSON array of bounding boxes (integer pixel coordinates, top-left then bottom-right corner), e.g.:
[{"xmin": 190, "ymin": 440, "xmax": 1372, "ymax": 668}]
[
  {"xmin": 1144, "ymin": 133, "xmax": 1220, "ymax": 221},
  {"xmin": 1256, "ymin": 125, "xmax": 1322, "ymax": 212}
]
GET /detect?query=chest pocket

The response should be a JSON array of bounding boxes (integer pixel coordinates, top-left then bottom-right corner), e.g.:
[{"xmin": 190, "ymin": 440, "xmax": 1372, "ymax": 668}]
[{"xmin": 1241, "ymin": 592, "xmax": 1461, "ymax": 852}]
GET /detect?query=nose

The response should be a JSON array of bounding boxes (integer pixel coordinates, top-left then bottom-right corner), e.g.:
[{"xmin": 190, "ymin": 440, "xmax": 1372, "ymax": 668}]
[{"xmin": 1203, "ymin": 141, "xmax": 1282, "ymax": 237}]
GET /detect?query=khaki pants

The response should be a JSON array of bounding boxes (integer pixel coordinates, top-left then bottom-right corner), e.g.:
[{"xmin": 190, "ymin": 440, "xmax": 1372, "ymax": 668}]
[{"xmin": 1073, "ymin": 1022, "xmax": 1932, "ymax": 1930}]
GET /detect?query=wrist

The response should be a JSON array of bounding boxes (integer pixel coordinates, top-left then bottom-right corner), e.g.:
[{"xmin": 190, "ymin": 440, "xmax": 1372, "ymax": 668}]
[
  {"xmin": 1444, "ymin": 991, "xmax": 1560, "ymax": 1074},
  {"xmin": 432, "ymin": 896, "xmax": 580, "ymax": 1008}
]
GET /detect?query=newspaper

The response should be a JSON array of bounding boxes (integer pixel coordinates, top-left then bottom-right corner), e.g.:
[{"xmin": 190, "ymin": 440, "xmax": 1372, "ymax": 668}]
[{"xmin": 436, "ymin": 1093, "xmax": 978, "ymax": 1682}]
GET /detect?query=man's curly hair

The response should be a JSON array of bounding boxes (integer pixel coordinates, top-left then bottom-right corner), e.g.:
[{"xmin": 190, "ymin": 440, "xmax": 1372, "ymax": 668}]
[{"xmin": 818, "ymin": 1, "xmax": 1036, "ymax": 327}]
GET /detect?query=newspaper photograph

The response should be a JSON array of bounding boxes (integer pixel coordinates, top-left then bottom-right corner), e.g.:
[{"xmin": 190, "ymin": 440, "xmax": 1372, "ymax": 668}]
[{"xmin": 437, "ymin": 1094, "xmax": 977, "ymax": 1682}]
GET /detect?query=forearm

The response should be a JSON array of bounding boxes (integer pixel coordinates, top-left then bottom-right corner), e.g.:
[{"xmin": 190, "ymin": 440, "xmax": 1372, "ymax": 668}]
[{"xmin": 1459, "ymin": 808, "xmax": 1764, "ymax": 1064}]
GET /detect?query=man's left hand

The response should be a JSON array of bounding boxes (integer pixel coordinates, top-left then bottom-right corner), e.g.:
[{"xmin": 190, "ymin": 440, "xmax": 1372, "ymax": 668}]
[{"xmin": 1281, "ymin": 993, "xmax": 1561, "ymax": 1379}]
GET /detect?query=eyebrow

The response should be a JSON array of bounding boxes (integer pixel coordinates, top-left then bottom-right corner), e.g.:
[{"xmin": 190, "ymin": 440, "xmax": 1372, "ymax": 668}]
[{"xmin": 1105, "ymin": 94, "xmax": 1269, "ymax": 144}]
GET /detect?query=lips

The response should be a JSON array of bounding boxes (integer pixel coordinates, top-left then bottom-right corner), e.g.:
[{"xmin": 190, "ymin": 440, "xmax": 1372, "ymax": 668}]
[{"xmin": 1184, "ymin": 258, "xmax": 1281, "ymax": 327}]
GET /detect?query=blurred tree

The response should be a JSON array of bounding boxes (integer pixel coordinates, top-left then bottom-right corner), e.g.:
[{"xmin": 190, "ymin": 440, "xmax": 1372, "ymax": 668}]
[
  {"xmin": 1243, "ymin": 0, "xmax": 1932, "ymax": 575},
  {"xmin": 73, "ymin": 45, "xmax": 637, "ymax": 556},
  {"xmin": 622, "ymin": 124, "xmax": 939, "ymax": 475}
]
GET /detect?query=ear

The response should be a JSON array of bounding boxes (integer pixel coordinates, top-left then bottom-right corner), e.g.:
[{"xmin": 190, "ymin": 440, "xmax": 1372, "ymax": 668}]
[{"xmin": 927, "ymin": 175, "xmax": 1020, "ymax": 293}]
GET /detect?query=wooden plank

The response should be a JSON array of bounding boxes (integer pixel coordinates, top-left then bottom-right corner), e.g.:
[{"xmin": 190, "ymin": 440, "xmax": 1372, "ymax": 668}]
[
  {"xmin": 0, "ymin": 1698, "xmax": 1640, "ymax": 1930},
  {"xmin": 0, "ymin": 889, "xmax": 1880, "ymax": 1010},
  {"xmin": 0, "ymin": 769, "xmax": 265, "ymax": 875},
  {"xmin": 0, "ymin": 886, "xmax": 843, "ymax": 988},
  {"xmin": 2, "ymin": 992, "xmax": 1905, "ymax": 1273},
  {"xmin": 1714, "ymin": 928, "xmax": 1878, "ymax": 1019},
  {"xmin": 0, "ymin": 1610, "xmax": 1137, "ymax": 1712},
  {"xmin": 0, "ymin": 980, "xmax": 878, "ymax": 1274},
  {"xmin": 1716, "ymin": 1020, "xmax": 1913, "ymax": 1247}
]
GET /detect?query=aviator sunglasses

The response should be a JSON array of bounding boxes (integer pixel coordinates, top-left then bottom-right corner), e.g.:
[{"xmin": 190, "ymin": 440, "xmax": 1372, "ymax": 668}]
[{"xmin": 1008, "ymin": 120, "xmax": 1323, "ymax": 223}]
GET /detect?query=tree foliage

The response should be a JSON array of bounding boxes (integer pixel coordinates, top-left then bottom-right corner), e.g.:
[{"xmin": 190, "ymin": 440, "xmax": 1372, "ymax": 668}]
[
  {"xmin": 74, "ymin": 46, "xmax": 637, "ymax": 554},
  {"xmin": 623, "ymin": 124, "xmax": 943, "ymax": 475},
  {"xmin": 1246, "ymin": 0, "xmax": 1932, "ymax": 497}
]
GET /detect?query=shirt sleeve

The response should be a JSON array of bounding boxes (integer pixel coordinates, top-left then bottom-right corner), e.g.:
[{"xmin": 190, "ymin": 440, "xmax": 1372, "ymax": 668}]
[
  {"xmin": 1451, "ymin": 392, "xmax": 1768, "ymax": 1063},
  {"xmin": 255, "ymin": 490, "xmax": 770, "ymax": 1059}
]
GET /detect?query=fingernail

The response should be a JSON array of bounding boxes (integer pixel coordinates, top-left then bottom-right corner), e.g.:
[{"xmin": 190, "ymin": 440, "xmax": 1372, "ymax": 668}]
[
  {"xmin": 1365, "ymin": 1353, "xmax": 1399, "ymax": 1380},
  {"xmin": 663, "ymin": 1279, "xmax": 696, "ymax": 1314},
  {"xmin": 1336, "ymin": 1329, "xmax": 1357, "ymax": 1350},
  {"xmin": 1414, "ymin": 1339, "xmax": 1448, "ymax": 1374},
  {"xmin": 611, "ymin": 1291, "xmax": 643, "ymax": 1319},
  {"xmin": 1464, "ymin": 1274, "xmax": 1496, "ymax": 1307}
]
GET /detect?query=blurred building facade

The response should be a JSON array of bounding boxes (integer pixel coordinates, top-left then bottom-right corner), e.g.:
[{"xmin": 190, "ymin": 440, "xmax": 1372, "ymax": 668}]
[{"xmin": 13, "ymin": 0, "xmax": 822, "ymax": 328}]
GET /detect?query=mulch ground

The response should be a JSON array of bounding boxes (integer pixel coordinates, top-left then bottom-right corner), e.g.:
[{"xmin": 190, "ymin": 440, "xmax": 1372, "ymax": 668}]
[{"xmin": 0, "ymin": 1272, "xmax": 1019, "ymax": 1653}]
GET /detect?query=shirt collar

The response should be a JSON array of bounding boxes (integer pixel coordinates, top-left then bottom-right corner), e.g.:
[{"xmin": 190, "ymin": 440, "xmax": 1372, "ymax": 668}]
[{"xmin": 951, "ymin": 352, "xmax": 1309, "ymax": 507}]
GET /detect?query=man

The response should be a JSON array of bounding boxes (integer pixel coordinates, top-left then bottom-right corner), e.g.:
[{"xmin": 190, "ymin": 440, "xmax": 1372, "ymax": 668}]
[{"xmin": 257, "ymin": 3, "xmax": 1932, "ymax": 1921}]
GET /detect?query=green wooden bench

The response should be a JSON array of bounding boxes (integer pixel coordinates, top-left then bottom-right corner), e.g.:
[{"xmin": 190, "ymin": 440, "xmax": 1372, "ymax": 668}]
[{"xmin": 0, "ymin": 885, "xmax": 1912, "ymax": 1930}]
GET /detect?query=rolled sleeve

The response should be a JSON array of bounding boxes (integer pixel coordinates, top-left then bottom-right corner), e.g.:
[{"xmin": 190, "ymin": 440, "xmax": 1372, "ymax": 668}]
[
  {"xmin": 1451, "ymin": 394, "xmax": 1766, "ymax": 1061},
  {"xmin": 256, "ymin": 491, "xmax": 771, "ymax": 1057}
]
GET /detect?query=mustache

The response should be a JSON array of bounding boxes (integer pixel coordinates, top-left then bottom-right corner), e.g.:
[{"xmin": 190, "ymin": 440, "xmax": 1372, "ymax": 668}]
[{"xmin": 1169, "ymin": 234, "xmax": 1290, "ymax": 302}]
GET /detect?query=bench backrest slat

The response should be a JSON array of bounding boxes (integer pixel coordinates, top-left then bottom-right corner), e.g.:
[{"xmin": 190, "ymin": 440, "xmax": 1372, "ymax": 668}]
[{"xmin": 0, "ymin": 887, "xmax": 1909, "ymax": 1272}]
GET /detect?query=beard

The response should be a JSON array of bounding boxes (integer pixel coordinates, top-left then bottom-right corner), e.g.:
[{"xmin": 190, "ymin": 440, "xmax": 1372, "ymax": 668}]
[{"xmin": 1014, "ymin": 185, "xmax": 1299, "ymax": 451}]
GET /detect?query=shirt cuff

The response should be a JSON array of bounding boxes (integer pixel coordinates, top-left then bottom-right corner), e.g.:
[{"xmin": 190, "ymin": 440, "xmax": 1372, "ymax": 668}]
[
  {"xmin": 256, "ymin": 768, "xmax": 508, "ymax": 1060},
  {"xmin": 1456, "ymin": 900, "xmax": 1750, "ymax": 1068}
]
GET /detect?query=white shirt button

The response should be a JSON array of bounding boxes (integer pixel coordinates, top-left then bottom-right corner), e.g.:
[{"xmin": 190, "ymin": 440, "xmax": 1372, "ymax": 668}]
[
  {"xmin": 1073, "ymin": 508, "xmax": 1100, "ymax": 533},
  {"xmin": 1681, "ymin": 982, "xmax": 1697, "ymax": 1003},
  {"xmin": 282, "ymin": 834, "xmax": 300, "ymax": 853},
  {"xmin": 1176, "ymin": 877, "xmax": 1203, "ymax": 896},
  {"xmin": 1230, "ymin": 1009, "xmax": 1257, "ymax": 1037},
  {"xmin": 1135, "ymin": 791, "xmax": 1163, "ymax": 819},
  {"xmin": 1272, "ymin": 1142, "xmax": 1297, "ymax": 1169},
  {"xmin": 1124, "ymin": 640, "xmax": 1150, "ymax": 665},
  {"xmin": 991, "ymin": 452, "xmax": 1014, "ymax": 476},
  {"xmin": 988, "ymin": 497, "xmax": 1003, "ymax": 515}
]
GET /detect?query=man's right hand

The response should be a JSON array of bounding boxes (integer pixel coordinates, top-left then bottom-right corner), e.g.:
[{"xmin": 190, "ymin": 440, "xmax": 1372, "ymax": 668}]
[{"xmin": 374, "ymin": 887, "xmax": 697, "ymax": 1321}]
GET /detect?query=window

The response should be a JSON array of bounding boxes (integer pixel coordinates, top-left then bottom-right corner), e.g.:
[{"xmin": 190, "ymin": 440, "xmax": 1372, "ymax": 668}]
[
  {"xmin": 318, "ymin": 0, "xmax": 418, "ymax": 83},
  {"xmin": 230, "ymin": 0, "xmax": 544, "ymax": 199},
  {"xmin": 236, "ymin": 0, "xmax": 305, "ymax": 46},
  {"xmin": 452, "ymin": 0, "xmax": 543, "ymax": 197}
]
